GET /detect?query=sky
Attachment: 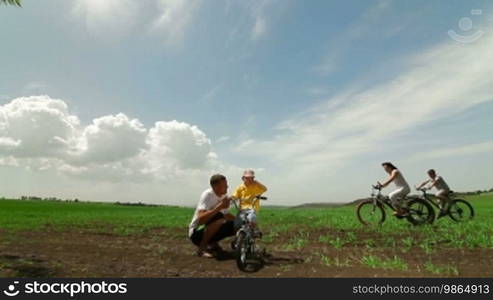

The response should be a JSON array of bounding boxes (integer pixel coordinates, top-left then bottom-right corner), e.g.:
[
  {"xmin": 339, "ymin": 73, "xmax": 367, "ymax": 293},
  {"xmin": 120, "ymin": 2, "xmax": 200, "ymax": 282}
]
[{"xmin": 0, "ymin": 0, "xmax": 492, "ymax": 207}]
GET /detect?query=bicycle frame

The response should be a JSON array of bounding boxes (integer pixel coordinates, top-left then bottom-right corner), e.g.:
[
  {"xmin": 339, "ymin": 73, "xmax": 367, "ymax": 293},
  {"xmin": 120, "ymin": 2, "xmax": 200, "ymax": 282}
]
[
  {"xmin": 358, "ymin": 185, "xmax": 435, "ymax": 226},
  {"xmin": 416, "ymin": 189, "xmax": 449, "ymax": 209},
  {"xmin": 232, "ymin": 196, "xmax": 264, "ymax": 232},
  {"xmin": 371, "ymin": 187, "xmax": 399, "ymax": 211}
]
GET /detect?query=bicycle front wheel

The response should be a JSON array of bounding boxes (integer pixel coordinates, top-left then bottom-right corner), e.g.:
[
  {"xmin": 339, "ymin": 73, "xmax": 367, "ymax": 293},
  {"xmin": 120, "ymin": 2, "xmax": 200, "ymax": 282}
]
[
  {"xmin": 448, "ymin": 199, "xmax": 474, "ymax": 222},
  {"xmin": 405, "ymin": 199, "xmax": 435, "ymax": 225},
  {"xmin": 235, "ymin": 231, "xmax": 250, "ymax": 271},
  {"xmin": 356, "ymin": 200, "xmax": 385, "ymax": 226}
]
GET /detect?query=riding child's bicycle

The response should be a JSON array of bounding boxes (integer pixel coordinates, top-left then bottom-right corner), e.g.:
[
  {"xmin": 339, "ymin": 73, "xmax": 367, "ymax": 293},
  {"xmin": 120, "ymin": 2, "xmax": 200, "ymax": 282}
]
[
  {"xmin": 415, "ymin": 188, "xmax": 474, "ymax": 222},
  {"xmin": 356, "ymin": 185, "xmax": 435, "ymax": 226},
  {"xmin": 230, "ymin": 195, "xmax": 267, "ymax": 272}
]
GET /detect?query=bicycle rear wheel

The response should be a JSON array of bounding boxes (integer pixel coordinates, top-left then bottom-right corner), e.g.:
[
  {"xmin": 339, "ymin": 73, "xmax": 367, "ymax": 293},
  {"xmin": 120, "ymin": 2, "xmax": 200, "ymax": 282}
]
[
  {"xmin": 448, "ymin": 199, "xmax": 474, "ymax": 222},
  {"xmin": 405, "ymin": 199, "xmax": 435, "ymax": 225},
  {"xmin": 356, "ymin": 200, "xmax": 385, "ymax": 226}
]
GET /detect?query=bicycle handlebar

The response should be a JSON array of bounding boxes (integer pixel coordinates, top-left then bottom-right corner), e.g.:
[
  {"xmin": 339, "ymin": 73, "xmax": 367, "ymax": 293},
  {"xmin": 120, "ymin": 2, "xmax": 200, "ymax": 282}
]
[
  {"xmin": 372, "ymin": 184, "xmax": 382, "ymax": 191},
  {"xmin": 230, "ymin": 195, "xmax": 268, "ymax": 210}
]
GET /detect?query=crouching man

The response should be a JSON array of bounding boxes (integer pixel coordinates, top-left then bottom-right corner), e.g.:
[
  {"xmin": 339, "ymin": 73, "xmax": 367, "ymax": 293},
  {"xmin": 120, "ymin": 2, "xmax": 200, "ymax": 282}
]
[{"xmin": 188, "ymin": 174, "xmax": 236, "ymax": 258}]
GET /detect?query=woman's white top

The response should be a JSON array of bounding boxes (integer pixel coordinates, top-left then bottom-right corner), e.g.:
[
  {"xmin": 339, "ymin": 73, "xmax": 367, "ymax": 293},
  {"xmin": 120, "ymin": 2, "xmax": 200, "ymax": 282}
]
[{"xmin": 393, "ymin": 169, "xmax": 410, "ymax": 189}]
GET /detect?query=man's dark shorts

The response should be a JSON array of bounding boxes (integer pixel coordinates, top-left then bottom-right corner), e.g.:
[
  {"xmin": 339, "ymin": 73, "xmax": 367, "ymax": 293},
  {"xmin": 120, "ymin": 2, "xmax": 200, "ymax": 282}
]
[{"xmin": 190, "ymin": 212, "xmax": 235, "ymax": 246}]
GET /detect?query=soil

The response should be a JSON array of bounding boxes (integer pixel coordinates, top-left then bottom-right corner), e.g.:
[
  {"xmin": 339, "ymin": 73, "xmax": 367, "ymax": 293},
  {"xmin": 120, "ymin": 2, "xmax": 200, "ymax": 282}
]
[{"xmin": 1, "ymin": 227, "xmax": 492, "ymax": 278}]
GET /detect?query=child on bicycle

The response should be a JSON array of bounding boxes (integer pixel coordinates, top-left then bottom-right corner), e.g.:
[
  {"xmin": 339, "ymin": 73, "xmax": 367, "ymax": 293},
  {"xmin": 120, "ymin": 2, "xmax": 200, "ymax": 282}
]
[
  {"xmin": 378, "ymin": 162, "xmax": 411, "ymax": 216},
  {"xmin": 232, "ymin": 169, "xmax": 267, "ymax": 236},
  {"xmin": 416, "ymin": 169, "xmax": 451, "ymax": 217}
]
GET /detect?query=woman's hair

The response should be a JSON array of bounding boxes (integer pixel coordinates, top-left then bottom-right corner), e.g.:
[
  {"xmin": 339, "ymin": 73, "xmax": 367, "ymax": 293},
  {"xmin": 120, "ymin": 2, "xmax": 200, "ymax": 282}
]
[
  {"xmin": 381, "ymin": 162, "xmax": 397, "ymax": 170},
  {"xmin": 427, "ymin": 169, "xmax": 436, "ymax": 175}
]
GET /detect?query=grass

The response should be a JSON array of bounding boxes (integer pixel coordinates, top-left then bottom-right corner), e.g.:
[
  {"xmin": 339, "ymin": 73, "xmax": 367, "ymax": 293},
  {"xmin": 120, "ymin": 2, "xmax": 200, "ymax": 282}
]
[
  {"xmin": 1, "ymin": 193, "xmax": 493, "ymax": 248},
  {"xmin": 424, "ymin": 260, "xmax": 459, "ymax": 276},
  {"xmin": 320, "ymin": 255, "xmax": 352, "ymax": 267},
  {"xmin": 1, "ymin": 193, "xmax": 493, "ymax": 277},
  {"xmin": 361, "ymin": 255, "xmax": 408, "ymax": 271},
  {"xmin": 282, "ymin": 236, "xmax": 308, "ymax": 251},
  {"xmin": 0, "ymin": 199, "xmax": 192, "ymax": 234}
]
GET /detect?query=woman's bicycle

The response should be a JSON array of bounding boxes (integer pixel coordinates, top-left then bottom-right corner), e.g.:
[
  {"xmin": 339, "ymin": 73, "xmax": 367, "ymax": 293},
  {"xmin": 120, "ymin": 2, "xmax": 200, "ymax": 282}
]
[
  {"xmin": 230, "ymin": 195, "xmax": 267, "ymax": 272},
  {"xmin": 356, "ymin": 185, "xmax": 435, "ymax": 226},
  {"xmin": 415, "ymin": 188, "xmax": 474, "ymax": 222}
]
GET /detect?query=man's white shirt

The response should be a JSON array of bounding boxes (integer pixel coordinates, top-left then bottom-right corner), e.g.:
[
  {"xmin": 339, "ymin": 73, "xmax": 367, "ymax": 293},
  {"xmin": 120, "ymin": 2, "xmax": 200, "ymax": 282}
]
[{"xmin": 188, "ymin": 188, "xmax": 230, "ymax": 237}]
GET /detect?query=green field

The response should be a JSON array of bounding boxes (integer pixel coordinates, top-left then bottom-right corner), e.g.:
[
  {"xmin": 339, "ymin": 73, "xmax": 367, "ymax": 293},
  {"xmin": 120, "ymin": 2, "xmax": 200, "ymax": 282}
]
[
  {"xmin": 1, "ymin": 194, "xmax": 493, "ymax": 246},
  {"xmin": 1, "ymin": 193, "xmax": 492, "ymax": 277}
]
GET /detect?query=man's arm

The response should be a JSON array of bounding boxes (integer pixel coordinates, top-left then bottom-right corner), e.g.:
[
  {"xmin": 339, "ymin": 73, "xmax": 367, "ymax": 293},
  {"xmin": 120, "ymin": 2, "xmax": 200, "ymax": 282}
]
[
  {"xmin": 428, "ymin": 178, "xmax": 438, "ymax": 189},
  {"xmin": 197, "ymin": 198, "xmax": 230, "ymax": 225},
  {"xmin": 416, "ymin": 179, "xmax": 430, "ymax": 189}
]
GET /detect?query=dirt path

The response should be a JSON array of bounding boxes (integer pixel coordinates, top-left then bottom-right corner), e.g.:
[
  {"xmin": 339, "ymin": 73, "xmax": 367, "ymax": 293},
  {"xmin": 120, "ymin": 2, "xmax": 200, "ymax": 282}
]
[{"xmin": 1, "ymin": 228, "xmax": 492, "ymax": 277}]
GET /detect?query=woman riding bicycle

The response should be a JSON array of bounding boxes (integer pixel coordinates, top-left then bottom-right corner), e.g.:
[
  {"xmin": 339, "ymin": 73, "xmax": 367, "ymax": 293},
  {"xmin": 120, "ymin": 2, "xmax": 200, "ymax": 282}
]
[{"xmin": 378, "ymin": 162, "xmax": 411, "ymax": 216}]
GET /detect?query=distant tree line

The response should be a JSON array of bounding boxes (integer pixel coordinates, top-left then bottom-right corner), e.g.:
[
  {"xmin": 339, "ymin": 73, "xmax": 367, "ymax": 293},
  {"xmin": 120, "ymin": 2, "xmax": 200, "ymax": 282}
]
[
  {"xmin": 2, "ymin": 187, "xmax": 491, "ymax": 206},
  {"xmin": 456, "ymin": 188, "xmax": 493, "ymax": 195},
  {"xmin": 115, "ymin": 202, "xmax": 159, "ymax": 207},
  {"xmin": 19, "ymin": 196, "xmax": 79, "ymax": 202}
]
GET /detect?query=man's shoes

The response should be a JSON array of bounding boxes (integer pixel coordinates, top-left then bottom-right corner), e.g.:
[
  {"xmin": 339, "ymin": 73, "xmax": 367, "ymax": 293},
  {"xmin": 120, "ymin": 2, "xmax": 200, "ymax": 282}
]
[
  {"xmin": 207, "ymin": 242, "xmax": 223, "ymax": 252},
  {"xmin": 230, "ymin": 238, "xmax": 237, "ymax": 250},
  {"xmin": 197, "ymin": 249, "xmax": 214, "ymax": 258}
]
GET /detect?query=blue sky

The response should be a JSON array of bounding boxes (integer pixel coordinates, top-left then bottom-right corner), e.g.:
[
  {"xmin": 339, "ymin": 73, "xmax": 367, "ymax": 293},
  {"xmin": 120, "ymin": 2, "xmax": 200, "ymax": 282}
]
[{"xmin": 1, "ymin": 0, "xmax": 492, "ymax": 206}]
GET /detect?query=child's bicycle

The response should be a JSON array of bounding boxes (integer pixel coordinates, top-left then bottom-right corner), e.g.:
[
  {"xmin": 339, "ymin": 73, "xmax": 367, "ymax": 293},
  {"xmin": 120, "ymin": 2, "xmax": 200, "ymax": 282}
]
[
  {"xmin": 415, "ymin": 187, "xmax": 474, "ymax": 222},
  {"xmin": 356, "ymin": 185, "xmax": 435, "ymax": 226},
  {"xmin": 230, "ymin": 195, "xmax": 267, "ymax": 272}
]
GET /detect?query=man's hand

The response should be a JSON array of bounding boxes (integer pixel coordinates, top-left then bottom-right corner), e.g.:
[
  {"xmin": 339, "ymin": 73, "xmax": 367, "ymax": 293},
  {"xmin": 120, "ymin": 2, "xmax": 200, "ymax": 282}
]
[{"xmin": 216, "ymin": 197, "xmax": 231, "ymax": 210}]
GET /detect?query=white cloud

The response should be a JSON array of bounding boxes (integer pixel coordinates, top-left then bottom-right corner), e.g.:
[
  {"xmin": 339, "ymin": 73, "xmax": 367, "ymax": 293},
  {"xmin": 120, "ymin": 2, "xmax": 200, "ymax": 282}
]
[
  {"xmin": 411, "ymin": 141, "xmax": 493, "ymax": 161},
  {"xmin": 0, "ymin": 137, "xmax": 20, "ymax": 149},
  {"xmin": 249, "ymin": 0, "xmax": 272, "ymax": 41},
  {"xmin": 73, "ymin": 0, "xmax": 139, "ymax": 35},
  {"xmin": 251, "ymin": 16, "xmax": 267, "ymax": 40},
  {"xmin": 143, "ymin": 120, "xmax": 214, "ymax": 176},
  {"xmin": 150, "ymin": 0, "xmax": 202, "ymax": 45},
  {"xmin": 0, "ymin": 96, "xmax": 80, "ymax": 158},
  {"xmin": 68, "ymin": 113, "xmax": 147, "ymax": 165},
  {"xmin": 72, "ymin": 0, "xmax": 201, "ymax": 44},
  {"xmin": 22, "ymin": 82, "xmax": 48, "ymax": 94},
  {"xmin": 0, "ymin": 96, "xmax": 220, "ymax": 184},
  {"xmin": 0, "ymin": 156, "xmax": 19, "ymax": 167},
  {"xmin": 216, "ymin": 136, "xmax": 230, "ymax": 143}
]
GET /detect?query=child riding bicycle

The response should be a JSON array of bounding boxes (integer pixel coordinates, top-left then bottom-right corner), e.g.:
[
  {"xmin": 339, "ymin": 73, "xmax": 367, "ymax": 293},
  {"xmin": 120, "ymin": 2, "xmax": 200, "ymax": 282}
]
[{"xmin": 232, "ymin": 169, "xmax": 267, "ymax": 237}]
